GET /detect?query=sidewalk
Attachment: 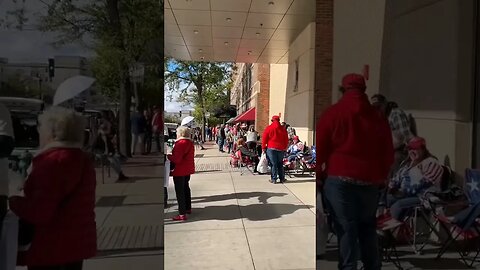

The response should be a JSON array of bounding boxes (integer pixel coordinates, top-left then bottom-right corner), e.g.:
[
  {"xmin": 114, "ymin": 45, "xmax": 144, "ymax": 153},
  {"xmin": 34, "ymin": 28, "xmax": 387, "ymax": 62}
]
[
  {"xmin": 14, "ymin": 153, "xmax": 165, "ymax": 270},
  {"xmin": 164, "ymin": 142, "xmax": 316, "ymax": 270}
]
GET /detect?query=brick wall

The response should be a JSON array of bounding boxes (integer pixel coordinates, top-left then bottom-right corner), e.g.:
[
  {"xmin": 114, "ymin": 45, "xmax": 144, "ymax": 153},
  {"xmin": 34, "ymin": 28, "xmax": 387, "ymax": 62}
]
[
  {"xmin": 256, "ymin": 64, "xmax": 270, "ymax": 135},
  {"xmin": 314, "ymin": 0, "xmax": 334, "ymax": 134}
]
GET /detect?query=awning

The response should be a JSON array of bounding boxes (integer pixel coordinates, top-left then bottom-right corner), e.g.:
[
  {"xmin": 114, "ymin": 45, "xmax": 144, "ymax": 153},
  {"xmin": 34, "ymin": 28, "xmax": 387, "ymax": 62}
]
[
  {"xmin": 226, "ymin": 117, "xmax": 236, "ymax": 124},
  {"xmin": 234, "ymin": 107, "xmax": 256, "ymax": 122}
]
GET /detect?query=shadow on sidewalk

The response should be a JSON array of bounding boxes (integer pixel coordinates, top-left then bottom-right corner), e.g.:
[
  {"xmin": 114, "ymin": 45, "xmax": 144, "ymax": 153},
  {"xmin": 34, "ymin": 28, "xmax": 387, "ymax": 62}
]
[
  {"xmin": 164, "ymin": 203, "xmax": 313, "ymax": 223},
  {"xmin": 191, "ymin": 192, "xmax": 289, "ymax": 204}
]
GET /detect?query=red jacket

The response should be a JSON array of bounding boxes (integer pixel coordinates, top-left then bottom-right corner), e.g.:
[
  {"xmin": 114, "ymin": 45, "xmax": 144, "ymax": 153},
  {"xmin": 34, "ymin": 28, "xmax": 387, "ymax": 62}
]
[
  {"xmin": 262, "ymin": 121, "xmax": 289, "ymax": 151},
  {"xmin": 9, "ymin": 147, "xmax": 97, "ymax": 266},
  {"xmin": 316, "ymin": 90, "xmax": 394, "ymax": 185},
  {"xmin": 168, "ymin": 138, "xmax": 195, "ymax": 176}
]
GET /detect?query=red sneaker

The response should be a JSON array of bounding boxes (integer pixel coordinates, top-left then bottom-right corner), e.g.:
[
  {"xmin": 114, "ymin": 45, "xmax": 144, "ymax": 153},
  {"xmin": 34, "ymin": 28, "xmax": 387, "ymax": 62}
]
[
  {"xmin": 172, "ymin": 215, "xmax": 187, "ymax": 221},
  {"xmin": 186, "ymin": 210, "xmax": 192, "ymax": 214}
]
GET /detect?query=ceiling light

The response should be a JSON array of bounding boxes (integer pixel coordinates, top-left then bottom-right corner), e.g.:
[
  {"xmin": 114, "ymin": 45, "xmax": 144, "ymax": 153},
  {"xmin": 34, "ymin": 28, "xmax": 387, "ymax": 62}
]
[
  {"xmin": 198, "ymin": 49, "xmax": 203, "ymax": 52},
  {"xmin": 268, "ymin": 1, "xmax": 275, "ymax": 5},
  {"xmin": 226, "ymin": 18, "xmax": 232, "ymax": 22},
  {"xmin": 248, "ymin": 51, "xmax": 252, "ymax": 55},
  {"xmin": 224, "ymin": 42, "xmax": 229, "ymax": 46},
  {"xmin": 194, "ymin": 30, "xmax": 199, "ymax": 34},
  {"xmin": 256, "ymin": 32, "xmax": 260, "ymax": 36},
  {"xmin": 200, "ymin": 56, "xmax": 205, "ymax": 60}
]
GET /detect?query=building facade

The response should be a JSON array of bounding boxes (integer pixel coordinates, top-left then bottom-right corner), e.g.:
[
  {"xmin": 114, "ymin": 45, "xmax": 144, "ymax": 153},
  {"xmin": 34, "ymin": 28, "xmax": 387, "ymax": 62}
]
[{"xmin": 314, "ymin": 0, "xmax": 478, "ymax": 175}]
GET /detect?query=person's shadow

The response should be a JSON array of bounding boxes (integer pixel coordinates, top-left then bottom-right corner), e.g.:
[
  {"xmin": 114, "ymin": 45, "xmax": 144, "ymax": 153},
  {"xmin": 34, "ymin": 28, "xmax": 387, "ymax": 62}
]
[
  {"xmin": 191, "ymin": 191, "xmax": 289, "ymax": 204},
  {"xmin": 165, "ymin": 203, "xmax": 314, "ymax": 223}
]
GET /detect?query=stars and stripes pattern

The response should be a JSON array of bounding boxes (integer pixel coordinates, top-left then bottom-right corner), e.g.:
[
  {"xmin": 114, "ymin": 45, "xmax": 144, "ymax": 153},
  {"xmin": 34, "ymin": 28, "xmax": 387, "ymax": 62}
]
[
  {"xmin": 465, "ymin": 169, "xmax": 480, "ymax": 204},
  {"xmin": 390, "ymin": 157, "xmax": 443, "ymax": 196}
]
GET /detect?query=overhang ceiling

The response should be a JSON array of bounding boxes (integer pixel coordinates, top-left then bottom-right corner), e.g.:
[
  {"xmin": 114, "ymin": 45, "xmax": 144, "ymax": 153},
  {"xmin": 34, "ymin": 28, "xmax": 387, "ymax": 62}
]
[{"xmin": 165, "ymin": 0, "xmax": 315, "ymax": 63}]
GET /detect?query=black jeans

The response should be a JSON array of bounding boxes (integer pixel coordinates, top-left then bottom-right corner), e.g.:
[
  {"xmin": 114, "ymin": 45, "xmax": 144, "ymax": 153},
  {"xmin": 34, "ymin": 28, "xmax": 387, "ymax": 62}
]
[
  {"xmin": 28, "ymin": 261, "xmax": 83, "ymax": 270},
  {"xmin": 144, "ymin": 131, "xmax": 152, "ymax": 153},
  {"xmin": 153, "ymin": 132, "xmax": 161, "ymax": 153},
  {"xmin": 173, "ymin": 175, "xmax": 191, "ymax": 215}
]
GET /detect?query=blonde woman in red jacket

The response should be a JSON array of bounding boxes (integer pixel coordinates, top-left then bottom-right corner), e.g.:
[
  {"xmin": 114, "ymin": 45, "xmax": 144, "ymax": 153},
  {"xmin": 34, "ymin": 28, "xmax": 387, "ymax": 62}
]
[
  {"xmin": 9, "ymin": 107, "xmax": 96, "ymax": 270},
  {"xmin": 167, "ymin": 126, "xmax": 195, "ymax": 221}
]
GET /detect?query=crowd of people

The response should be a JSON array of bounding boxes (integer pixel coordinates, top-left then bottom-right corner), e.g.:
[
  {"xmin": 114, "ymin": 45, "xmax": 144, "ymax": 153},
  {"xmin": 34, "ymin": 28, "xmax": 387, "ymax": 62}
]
[{"xmin": 316, "ymin": 73, "xmax": 442, "ymax": 270}]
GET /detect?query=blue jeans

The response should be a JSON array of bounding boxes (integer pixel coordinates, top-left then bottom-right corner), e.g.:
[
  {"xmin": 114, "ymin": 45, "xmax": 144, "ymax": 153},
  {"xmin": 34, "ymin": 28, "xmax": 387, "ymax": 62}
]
[
  {"xmin": 387, "ymin": 194, "xmax": 421, "ymax": 221},
  {"xmin": 324, "ymin": 177, "xmax": 381, "ymax": 270},
  {"xmin": 218, "ymin": 138, "xmax": 224, "ymax": 151},
  {"xmin": 266, "ymin": 149, "xmax": 285, "ymax": 182}
]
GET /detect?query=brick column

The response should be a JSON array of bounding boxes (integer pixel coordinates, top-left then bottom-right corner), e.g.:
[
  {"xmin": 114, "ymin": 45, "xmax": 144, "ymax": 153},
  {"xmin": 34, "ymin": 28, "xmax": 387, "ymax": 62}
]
[
  {"xmin": 256, "ymin": 64, "xmax": 270, "ymax": 135},
  {"xmin": 314, "ymin": 0, "xmax": 334, "ymax": 134}
]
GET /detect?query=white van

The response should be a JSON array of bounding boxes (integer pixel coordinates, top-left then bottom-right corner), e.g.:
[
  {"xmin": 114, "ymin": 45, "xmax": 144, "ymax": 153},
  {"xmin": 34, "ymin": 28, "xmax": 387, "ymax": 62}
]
[{"xmin": 0, "ymin": 97, "xmax": 44, "ymax": 173}]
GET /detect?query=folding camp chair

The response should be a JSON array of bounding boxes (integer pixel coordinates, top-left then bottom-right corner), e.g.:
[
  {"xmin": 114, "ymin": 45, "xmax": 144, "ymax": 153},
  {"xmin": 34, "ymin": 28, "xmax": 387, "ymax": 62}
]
[{"xmin": 424, "ymin": 168, "xmax": 480, "ymax": 267}]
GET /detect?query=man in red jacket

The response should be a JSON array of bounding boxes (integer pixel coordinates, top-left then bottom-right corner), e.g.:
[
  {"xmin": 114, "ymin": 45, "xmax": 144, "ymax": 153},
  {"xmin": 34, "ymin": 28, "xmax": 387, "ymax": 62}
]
[
  {"xmin": 316, "ymin": 73, "xmax": 394, "ymax": 270},
  {"xmin": 262, "ymin": 115, "xmax": 289, "ymax": 184}
]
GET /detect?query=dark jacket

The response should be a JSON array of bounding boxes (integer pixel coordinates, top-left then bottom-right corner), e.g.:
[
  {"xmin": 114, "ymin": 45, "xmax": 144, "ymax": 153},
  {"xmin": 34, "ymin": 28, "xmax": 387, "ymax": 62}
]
[
  {"xmin": 130, "ymin": 112, "xmax": 147, "ymax": 135},
  {"xmin": 316, "ymin": 89, "xmax": 394, "ymax": 185}
]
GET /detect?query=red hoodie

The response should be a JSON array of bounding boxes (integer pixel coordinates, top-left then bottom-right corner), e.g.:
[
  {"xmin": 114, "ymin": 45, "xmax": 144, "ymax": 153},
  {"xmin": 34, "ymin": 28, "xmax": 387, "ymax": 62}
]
[
  {"xmin": 316, "ymin": 90, "xmax": 394, "ymax": 185},
  {"xmin": 262, "ymin": 121, "xmax": 289, "ymax": 151}
]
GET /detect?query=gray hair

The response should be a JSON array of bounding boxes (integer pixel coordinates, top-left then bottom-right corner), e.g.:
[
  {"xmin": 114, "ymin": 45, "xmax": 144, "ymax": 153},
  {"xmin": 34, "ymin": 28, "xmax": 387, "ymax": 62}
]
[
  {"xmin": 38, "ymin": 107, "xmax": 86, "ymax": 144},
  {"xmin": 176, "ymin": 125, "xmax": 191, "ymax": 138}
]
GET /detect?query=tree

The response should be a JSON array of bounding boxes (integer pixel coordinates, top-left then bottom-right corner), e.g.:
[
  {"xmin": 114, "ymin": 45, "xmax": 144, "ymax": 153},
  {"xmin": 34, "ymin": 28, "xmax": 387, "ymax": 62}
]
[
  {"xmin": 3, "ymin": 0, "xmax": 164, "ymax": 157},
  {"xmin": 165, "ymin": 58, "xmax": 234, "ymax": 139}
]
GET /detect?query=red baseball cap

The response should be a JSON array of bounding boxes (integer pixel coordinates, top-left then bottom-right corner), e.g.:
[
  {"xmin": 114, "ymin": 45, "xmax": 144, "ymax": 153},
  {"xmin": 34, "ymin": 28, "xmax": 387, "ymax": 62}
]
[
  {"xmin": 407, "ymin": 137, "xmax": 426, "ymax": 150},
  {"xmin": 271, "ymin": 115, "xmax": 280, "ymax": 121},
  {"xmin": 342, "ymin": 73, "xmax": 366, "ymax": 91}
]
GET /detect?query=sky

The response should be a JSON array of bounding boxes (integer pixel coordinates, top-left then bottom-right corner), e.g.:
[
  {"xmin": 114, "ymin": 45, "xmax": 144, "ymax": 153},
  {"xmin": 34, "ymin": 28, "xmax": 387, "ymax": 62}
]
[{"xmin": 0, "ymin": 0, "xmax": 94, "ymax": 63}]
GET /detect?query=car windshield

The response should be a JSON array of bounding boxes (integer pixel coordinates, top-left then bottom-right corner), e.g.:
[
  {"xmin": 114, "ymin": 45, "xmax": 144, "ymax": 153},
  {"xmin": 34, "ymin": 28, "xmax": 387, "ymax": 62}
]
[{"xmin": 11, "ymin": 111, "xmax": 40, "ymax": 148}]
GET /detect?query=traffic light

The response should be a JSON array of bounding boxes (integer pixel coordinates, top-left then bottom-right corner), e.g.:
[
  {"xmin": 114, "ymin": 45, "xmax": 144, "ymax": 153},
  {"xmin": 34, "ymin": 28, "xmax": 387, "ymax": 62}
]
[{"xmin": 48, "ymin": 58, "xmax": 55, "ymax": 78}]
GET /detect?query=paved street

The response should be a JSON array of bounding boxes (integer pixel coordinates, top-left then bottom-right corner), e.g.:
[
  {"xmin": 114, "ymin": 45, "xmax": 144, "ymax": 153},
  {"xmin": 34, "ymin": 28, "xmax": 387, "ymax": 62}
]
[{"xmin": 164, "ymin": 142, "xmax": 316, "ymax": 270}]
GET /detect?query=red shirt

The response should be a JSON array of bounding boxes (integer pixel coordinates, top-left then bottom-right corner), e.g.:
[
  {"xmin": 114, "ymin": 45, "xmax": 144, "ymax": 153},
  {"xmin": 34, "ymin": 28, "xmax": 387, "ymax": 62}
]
[
  {"xmin": 316, "ymin": 90, "xmax": 394, "ymax": 185},
  {"xmin": 10, "ymin": 147, "xmax": 97, "ymax": 266},
  {"xmin": 261, "ymin": 121, "xmax": 289, "ymax": 151},
  {"xmin": 168, "ymin": 138, "xmax": 195, "ymax": 176}
]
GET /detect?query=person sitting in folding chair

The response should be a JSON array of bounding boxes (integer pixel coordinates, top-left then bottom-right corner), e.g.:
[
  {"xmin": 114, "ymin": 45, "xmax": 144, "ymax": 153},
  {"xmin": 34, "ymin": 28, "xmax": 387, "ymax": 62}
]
[
  {"xmin": 381, "ymin": 137, "xmax": 443, "ymax": 229},
  {"xmin": 236, "ymin": 138, "xmax": 259, "ymax": 173},
  {"xmin": 286, "ymin": 136, "xmax": 304, "ymax": 163}
]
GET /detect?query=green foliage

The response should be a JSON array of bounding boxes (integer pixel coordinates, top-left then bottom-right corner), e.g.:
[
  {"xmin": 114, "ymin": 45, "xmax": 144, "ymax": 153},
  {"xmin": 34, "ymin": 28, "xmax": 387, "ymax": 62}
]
[{"xmin": 164, "ymin": 58, "xmax": 234, "ymax": 129}]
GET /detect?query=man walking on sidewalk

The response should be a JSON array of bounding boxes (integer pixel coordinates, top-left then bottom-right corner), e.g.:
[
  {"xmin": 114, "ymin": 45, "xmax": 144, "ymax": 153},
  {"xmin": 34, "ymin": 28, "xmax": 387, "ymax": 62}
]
[
  {"xmin": 152, "ymin": 106, "xmax": 164, "ymax": 154},
  {"xmin": 316, "ymin": 73, "xmax": 394, "ymax": 270}
]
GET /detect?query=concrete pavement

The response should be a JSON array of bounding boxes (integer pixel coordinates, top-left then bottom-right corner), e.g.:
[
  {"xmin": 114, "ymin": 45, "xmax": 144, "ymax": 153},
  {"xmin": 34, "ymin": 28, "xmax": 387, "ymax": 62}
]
[{"xmin": 164, "ymin": 142, "xmax": 316, "ymax": 270}]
